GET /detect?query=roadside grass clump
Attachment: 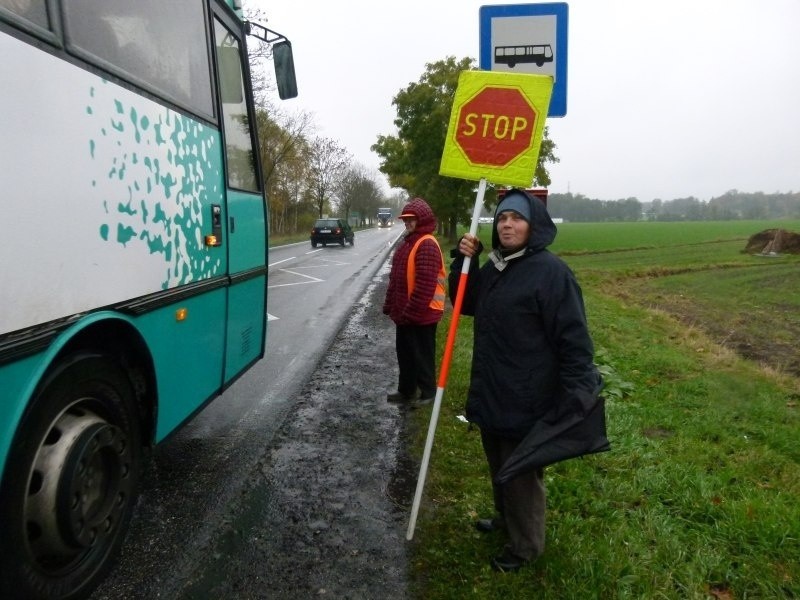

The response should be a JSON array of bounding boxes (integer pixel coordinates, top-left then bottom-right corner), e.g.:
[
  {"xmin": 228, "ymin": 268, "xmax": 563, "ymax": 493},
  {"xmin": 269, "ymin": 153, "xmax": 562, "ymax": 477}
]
[
  {"xmin": 409, "ymin": 221, "xmax": 800, "ymax": 599},
  {"xmin": 594, "ymin": 346, "xmax": 635, "ymax": 401}
]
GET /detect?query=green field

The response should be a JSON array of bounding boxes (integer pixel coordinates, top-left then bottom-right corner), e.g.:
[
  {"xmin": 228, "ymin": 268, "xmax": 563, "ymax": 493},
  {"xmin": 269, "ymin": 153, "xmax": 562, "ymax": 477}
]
[
  {"xmin": 551, "ymin": 220, "xmax": 800, "ymax": 253},
  {"xmin": 410, "ymin": 220, "xmax": 800, "ymax": 599}
]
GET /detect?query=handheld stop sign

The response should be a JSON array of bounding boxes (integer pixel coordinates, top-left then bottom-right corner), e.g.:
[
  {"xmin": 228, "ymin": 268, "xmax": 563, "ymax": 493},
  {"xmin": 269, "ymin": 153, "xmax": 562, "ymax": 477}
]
[{"xmin": 440, "ymin": 70, "xmax": 553, "ymax": 188}]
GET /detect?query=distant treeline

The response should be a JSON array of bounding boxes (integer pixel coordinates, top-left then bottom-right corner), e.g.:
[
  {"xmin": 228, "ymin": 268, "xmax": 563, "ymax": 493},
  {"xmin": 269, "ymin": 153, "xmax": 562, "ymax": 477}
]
[{"xmin": 546, "ymin": 190, "xmax": 800, "ymax": 222}]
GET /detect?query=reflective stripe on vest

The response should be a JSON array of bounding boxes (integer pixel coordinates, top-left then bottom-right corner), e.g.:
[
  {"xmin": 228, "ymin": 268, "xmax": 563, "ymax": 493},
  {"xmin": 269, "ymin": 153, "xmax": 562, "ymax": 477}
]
[{"xmin": 406, "ymin": 234, "xmax": 446, "ymax": 311}]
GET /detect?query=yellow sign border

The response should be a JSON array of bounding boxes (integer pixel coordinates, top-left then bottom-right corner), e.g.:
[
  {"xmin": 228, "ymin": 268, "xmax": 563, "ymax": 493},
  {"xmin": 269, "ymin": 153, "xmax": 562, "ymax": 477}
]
[{"xmin": 439, "ymin": 70, "xmax": 553, "ymax": 188}]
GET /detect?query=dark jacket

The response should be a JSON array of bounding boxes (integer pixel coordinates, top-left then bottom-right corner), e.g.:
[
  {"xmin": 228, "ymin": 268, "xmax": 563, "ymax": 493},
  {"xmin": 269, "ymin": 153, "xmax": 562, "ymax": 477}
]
[
  {"xmin": 383, "ymin": 198, "xmax": 444, "ymax": 326},
  {"xmin": 449, "ymin": 190, "xmax": 601, "ymax": 440}
]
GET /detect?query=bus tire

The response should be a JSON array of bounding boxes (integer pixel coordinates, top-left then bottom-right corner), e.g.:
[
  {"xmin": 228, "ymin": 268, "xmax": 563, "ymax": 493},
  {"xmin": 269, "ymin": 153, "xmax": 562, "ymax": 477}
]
[{"xmin": 0, "ymin": 353, "xmax": 142, "ymax": 600}]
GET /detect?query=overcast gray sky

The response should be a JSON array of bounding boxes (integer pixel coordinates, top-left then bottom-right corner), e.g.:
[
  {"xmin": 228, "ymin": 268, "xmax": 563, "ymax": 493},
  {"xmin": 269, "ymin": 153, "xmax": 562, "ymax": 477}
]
[{"xmin": 249, "ymin": 0, "xmax": 799, "ymax": 202}]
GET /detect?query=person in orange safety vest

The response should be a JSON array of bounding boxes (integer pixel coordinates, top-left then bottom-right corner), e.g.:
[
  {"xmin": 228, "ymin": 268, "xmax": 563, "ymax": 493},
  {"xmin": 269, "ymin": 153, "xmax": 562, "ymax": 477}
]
[{"xmin": 382, "ymin": 197, "xmax": 445, "ymax": 407}]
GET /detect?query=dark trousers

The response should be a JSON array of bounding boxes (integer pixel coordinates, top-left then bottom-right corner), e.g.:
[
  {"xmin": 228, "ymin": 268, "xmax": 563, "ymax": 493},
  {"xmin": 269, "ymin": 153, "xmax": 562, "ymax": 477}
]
[
  {"xmin": 395, "ymin": 323, "xmax": 437, "ymax": 399},
  {"xmin": 481, "ymin": 431, "xmax": 546, "ymax": 561}
]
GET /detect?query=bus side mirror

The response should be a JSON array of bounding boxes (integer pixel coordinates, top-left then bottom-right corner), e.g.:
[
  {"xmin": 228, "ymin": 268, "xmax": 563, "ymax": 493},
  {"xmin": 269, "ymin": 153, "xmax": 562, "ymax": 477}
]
[{"xmin": 273, "ymin": 40, "xmax": 298, "ymax": 100}]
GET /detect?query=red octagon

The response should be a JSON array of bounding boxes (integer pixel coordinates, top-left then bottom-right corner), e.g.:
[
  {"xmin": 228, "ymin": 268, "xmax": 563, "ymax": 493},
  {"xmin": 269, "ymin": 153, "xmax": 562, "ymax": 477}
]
[{"xmin": 455, "ymin": 86, "xmax": 537, "ymax": 167}]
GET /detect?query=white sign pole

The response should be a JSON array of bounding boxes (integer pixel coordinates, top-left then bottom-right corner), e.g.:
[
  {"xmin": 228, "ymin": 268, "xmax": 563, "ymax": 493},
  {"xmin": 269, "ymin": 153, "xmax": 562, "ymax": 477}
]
[{"xmin": 406, "ymin": 177, "xmax": 487, "ymax": 541}]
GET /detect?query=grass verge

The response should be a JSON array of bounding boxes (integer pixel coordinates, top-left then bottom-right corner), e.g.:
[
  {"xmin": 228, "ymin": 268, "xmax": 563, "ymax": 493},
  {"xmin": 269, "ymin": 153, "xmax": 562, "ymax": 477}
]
[{"xmin": 407, "ymin": 221, "xmax": 800, "ymax": 599}]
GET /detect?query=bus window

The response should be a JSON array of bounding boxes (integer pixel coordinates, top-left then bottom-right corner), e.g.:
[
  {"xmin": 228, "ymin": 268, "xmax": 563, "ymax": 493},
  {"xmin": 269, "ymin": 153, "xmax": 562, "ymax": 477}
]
[
  {"xmin": 0, "ymin": 0, "xmax": 48, "ymax": 28},
  {"xmin": 63, "ymin": 0, "xmax": 214, "ymax": 119},
  {"xmin": 219, "ymin": 45, "xmax": 245, "ymax": 104},
  {"xmin": 215, "ymin": 17, "xmax": 258, "ymax": 192}
]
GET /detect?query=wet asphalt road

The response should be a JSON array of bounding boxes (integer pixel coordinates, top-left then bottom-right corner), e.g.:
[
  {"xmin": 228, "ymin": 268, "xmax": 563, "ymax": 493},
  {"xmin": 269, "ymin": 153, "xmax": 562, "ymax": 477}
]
[
  {"xmin": 176, "ymin": 269, "xmax": 414, "ymax": 598},
  {"xmin": 90, "ymin": 236, "xmax": 416, "ymax": 599}
]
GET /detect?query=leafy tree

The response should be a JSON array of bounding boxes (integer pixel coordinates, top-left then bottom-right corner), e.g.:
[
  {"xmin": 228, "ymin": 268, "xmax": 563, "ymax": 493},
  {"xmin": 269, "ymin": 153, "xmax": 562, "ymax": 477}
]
[
  {"xmin": 252, "ymin": 107, "xmax": 314, "ymax": 234},
  {"xmin": 254, "ymin": 107, "xmax": 313, "ymax": 188},
  {"xmin": 373, "ymin": 56, "xmax": 559, "ymax": 242},
  {"xmin": 268, "ymin": 141, "xmax": 314, "ymax": 235},
  {"xmin": 534, "ymin": 126, "xmax": 558, "ymax": 187}
]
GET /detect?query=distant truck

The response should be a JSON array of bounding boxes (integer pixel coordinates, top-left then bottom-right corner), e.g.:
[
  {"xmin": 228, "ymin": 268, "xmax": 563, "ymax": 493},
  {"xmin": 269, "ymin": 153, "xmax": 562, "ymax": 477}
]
[{"xmin": 377, "ymin": 208, "xmax": 393, "ymax": 227}]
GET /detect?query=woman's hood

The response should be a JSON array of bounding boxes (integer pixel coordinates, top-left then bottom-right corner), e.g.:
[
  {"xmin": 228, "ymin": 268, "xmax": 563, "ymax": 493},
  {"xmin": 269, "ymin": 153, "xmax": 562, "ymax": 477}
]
[
  {"xmin": 400, "ymin": 197, "xmax": 437, "ymax": 235},
  {"xmin": 491, "ymin": 189, "xmax": 557, "ymax": 252}
]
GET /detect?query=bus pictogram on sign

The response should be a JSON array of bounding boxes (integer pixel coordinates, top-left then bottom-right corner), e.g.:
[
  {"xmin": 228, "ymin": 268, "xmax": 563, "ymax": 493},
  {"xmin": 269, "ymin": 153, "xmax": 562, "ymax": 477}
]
[{"xmin": 494, "ymin": 44, "xmax": 554, "ymax": 68}]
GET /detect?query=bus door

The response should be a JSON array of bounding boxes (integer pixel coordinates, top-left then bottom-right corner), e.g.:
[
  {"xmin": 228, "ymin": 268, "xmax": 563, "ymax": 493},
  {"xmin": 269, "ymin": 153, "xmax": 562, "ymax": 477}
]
[{"xmin": 212, "ymin": 9, "xmax": 268, "ymax": 382}]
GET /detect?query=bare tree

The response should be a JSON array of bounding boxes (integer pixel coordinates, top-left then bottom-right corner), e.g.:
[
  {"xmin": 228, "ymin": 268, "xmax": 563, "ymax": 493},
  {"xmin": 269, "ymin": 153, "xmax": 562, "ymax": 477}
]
[
  {"xmin": 243, "ymin": 6, "xmax": 280, "ymax": 108},
  {"xmin": 387, "ymin": 188, "xmax": 409, "ymax": 212},
  {"xmin": 244, "ymin": 5, "xmax": 319, "ymax": 236},
  {"xmin": 255, "ymin": 107, "xmax": 313, "ymax": 188},
  {"xmin": 308, "ymin": 137, "xmax": 351, "ymax": 218},
  {"xmin": 337, "ymin": 164, "xmax": 384, "ymax": 226},
  {"xmin": 253, "ymin": 108, "xmax": 314, "ymax": 235}
]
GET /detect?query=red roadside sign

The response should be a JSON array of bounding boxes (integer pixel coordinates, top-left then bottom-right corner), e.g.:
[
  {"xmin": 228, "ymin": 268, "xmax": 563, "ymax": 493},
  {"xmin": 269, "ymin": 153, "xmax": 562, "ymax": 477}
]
[
  {"xmin": 454, "ymin": 86, "xmax": 536, "ymax": 167},
  {"xmin": 439, "ymin": 70, "xmax": 553, "ymax": 188}
]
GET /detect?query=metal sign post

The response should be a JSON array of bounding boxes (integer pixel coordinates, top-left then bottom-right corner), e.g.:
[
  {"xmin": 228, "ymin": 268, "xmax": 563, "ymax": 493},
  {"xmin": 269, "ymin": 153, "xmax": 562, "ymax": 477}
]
[{"xmin": 406, "ymin": 178, "xmax": 487, "ymax": 541}]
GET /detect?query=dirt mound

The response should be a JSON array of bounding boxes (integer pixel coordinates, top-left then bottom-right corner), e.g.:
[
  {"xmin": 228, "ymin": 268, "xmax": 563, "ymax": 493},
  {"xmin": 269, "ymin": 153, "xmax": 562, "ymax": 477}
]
[{"xmin": 743, "ymin": 228, "xmax": 800, "ymax": 254}]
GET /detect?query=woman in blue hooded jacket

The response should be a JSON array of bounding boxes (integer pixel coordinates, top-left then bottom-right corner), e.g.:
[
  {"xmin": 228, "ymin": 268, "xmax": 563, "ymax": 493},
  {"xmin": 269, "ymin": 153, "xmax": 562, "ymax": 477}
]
[{"xmin": 450, "ymin": 189, "xmax": 601, "ymax": 572}]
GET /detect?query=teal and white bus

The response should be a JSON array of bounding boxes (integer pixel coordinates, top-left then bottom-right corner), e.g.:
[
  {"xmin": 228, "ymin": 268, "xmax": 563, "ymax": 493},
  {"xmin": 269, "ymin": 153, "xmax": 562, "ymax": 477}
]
[{"xmin": 0, "ymin": 1, "xmax": 296, "ymax": 597}]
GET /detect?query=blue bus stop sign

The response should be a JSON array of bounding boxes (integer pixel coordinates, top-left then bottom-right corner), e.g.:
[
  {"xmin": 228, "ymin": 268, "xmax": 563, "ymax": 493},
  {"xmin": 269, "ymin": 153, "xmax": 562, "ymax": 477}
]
[{"xmin": 479, "ymin": 3, "xmax": 569, "ymax": 117}]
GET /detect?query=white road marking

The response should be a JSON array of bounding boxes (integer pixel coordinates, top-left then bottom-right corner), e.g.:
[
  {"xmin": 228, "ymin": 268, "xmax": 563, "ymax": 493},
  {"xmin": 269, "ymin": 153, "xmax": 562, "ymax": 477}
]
[
  {"xmin": 267, "ymin": 268, "xmax": 324, "ymax": 289},
  {"xmin": 268, "ymin": 256, "xmax": 296, "ymax": 267}
]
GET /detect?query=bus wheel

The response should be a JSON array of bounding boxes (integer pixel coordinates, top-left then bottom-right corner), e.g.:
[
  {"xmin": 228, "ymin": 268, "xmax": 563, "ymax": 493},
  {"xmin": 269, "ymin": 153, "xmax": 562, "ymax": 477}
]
[{"xmin": 0, "ymin": 353, "xmax": 141, "ymax": 599}]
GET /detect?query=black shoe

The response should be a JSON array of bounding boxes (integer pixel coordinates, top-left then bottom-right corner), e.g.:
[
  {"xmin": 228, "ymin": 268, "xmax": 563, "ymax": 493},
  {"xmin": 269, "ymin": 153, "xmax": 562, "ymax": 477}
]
[
  {"xmin": 386, "ymin": 390, "xmax": 418, "ymax": 403},
  {"xmin": 410, "ymin": 395, "xmax": 433, "ymax": 408},
  {"xmin": 491, "ymin": 550, "xmax": 527, "ymax": 573},
  {"xmin": 475, "ymin": 517, "xmax": 505, "ymax": 533},
  {"xmin": 475, "ymin": 518, "xmax": 493, "ymax": 532}
]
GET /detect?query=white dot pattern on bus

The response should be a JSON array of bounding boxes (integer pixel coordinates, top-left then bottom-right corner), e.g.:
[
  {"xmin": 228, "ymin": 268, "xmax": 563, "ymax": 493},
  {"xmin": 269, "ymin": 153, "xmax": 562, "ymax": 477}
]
[{"xmin": 88, "ymin": 80, "xmax": 223, "ymax": 289}]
